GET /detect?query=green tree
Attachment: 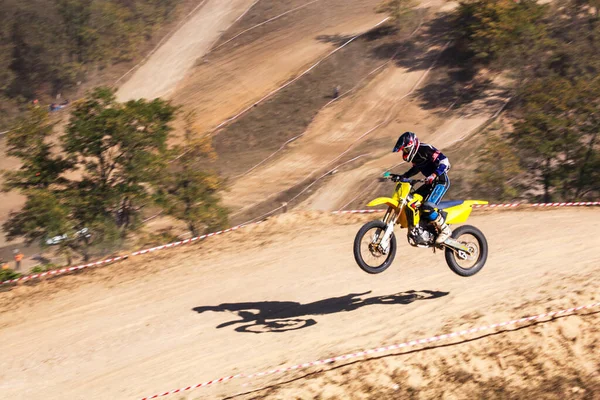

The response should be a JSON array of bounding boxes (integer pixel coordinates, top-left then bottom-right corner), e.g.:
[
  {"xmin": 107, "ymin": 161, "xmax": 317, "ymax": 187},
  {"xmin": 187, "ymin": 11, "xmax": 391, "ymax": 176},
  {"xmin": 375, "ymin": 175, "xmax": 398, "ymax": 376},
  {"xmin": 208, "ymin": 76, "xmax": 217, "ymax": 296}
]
[
  {"xmin": 376, "ymin": 0, "xmax": 415, "ymax": 26},
  {"xmin": 511, "ymin": 76, "xmax": 600, "ymax": 202},
  {"xmin": 474, "ymin": 135, "xmax": 523, "ymax": 201},
  {"xmin": 454, "ymin": 0, "xmax": 548, "ymax": 65},
  {"xmin": 558, "ymin": 78, "xmax": 600, "ymax": 200},
  {"xmin": 62, "ymin": 87, "xmax": 177, "ymax": 232},
  {"xmin": 2, "ymin": 107, "xmax": 72, "ymax": 191},
  {"xmin": 511, "ymin": 77, "xmax": 571, "ymax": 202},
  {"xmin": 155, "ymin": 114, "xmax": 228, "ymax": 236},
  {"xmin": 2, "ymin": 190, "xmax": 80, "ymax": 264},
  {"xmin": 2, "ymin": 108, "xmax": 79, "ymax": 262},
  {"xmin": 452, "ymin": 0, "xmax": 600, "ymax": 202},
  {"xmin": 3, "ymin": 87, "xmax": 179, "ymax": 263},
  {"xmin": 0, "ymin": 0, "xmax": 180, "ymax": 101},
  {"xmin": 57, "ymin": 0, "xmax": 94, "ymax": 63},
  {"xmin": 0, "ymin": 3, "xmax": 15, "ymax": 94}
]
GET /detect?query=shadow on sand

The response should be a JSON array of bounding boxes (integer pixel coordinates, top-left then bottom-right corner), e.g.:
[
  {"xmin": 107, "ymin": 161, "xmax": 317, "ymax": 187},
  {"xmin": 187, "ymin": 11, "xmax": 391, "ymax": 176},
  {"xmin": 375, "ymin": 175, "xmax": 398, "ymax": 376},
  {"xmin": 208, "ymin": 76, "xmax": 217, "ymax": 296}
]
[{"xmin": 193, "ymin": 289, "xmax": 449, "ymax": 333}]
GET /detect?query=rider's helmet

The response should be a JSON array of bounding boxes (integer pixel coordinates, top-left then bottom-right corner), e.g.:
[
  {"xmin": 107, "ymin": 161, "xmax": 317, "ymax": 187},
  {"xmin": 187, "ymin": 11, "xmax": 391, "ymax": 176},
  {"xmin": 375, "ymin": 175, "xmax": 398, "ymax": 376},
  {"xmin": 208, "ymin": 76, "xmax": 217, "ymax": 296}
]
[{"xmin": 393, "ymin": 131, "xmax": 420, "ymax": 162}]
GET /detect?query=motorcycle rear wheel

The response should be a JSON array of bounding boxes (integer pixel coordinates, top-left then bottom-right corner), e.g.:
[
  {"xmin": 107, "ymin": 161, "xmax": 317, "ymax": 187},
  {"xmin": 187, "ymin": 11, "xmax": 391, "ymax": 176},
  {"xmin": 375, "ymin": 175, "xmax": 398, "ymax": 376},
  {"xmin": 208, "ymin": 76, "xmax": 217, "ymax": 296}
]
[
  {"xmin": 353, "ymin": 220, "xmax": 397, "ymax": 274},
  {"xmin": 444, "ymin": 225, "xmax": 488, "ymax": 277}
]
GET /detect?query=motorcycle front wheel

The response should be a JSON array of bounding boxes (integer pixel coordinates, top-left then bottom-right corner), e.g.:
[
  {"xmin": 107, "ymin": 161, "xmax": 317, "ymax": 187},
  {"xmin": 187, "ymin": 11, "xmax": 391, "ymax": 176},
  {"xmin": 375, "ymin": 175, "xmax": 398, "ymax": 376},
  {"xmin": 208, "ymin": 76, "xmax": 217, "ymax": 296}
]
[
  {"xmin": 444, "ymin": 225, "xmax": 488, "ymax": 277},
  {"xmin": 353, "ymin": 220, "xmax": 397, "ymax": 274}
]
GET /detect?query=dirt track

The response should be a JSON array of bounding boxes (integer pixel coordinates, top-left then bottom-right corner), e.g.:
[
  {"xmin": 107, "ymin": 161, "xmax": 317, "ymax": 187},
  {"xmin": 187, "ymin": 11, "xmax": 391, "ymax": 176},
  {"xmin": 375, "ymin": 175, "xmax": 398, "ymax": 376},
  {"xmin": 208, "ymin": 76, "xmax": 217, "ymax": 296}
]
[
  {"xmin": 117, "ymin": 0, "xmax": 258, "ymax": 101},
  {"xmin": 172, "ymin": 0, "xmax": 385, "ymax": 133},
  {"xmin": 0, "ymin": 209, "xmax": 598, "ymax": 399},
  {"xmin": 218, "ymin": 0, "xmax": 510, "ymax": 220},
  {"xmin": 1, "ymin": 1, "xmax": 599, "ymax": 398}
]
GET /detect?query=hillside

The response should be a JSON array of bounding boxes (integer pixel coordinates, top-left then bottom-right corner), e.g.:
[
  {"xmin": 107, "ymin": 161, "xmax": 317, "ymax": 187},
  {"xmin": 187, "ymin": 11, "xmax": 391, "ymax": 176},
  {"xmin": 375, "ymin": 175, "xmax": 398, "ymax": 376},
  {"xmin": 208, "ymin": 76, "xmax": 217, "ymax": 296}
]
[
  {"xmin": 211, "ymin": 0, "xmax": 509, "ymax": 223},
  {"xmin": 0, "ymin": 1, "xmax": 599, "ymax": 399},
  {"xmin": 116, "ymin": 0, "xmax": 260, "ymax": 101},
  {"xmin": 0, "ymin": 0, "xmax": 206, "ymax": 130}
]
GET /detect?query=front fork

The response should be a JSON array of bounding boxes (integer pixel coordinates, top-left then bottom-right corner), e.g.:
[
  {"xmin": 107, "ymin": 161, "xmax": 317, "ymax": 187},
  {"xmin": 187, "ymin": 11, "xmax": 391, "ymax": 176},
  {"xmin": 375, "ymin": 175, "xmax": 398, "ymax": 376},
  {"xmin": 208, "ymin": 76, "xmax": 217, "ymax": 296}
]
[{"xmin": 377, "ymin": 207, "xmax": 398, "ymax": 253}]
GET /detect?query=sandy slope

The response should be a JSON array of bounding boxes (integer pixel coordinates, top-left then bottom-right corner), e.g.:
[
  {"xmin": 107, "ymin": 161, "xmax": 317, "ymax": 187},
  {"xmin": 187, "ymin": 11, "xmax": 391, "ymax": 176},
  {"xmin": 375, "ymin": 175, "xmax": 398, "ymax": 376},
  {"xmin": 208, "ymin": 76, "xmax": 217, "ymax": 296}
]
[
  {"xmin": 1, "ymin": 0, "xmax": 385, "ymax": 260},
  {"xmin": 1, "ymin": 0, "xmax": 256, "ymax": 252},
  {"xmin": 172, "ymin": 0, "xmax": 384, "ymax": 133},
  {"xmin": 222, "ymin": 34, "xmax": 490, "ymax": 215},
  {"xmin": 223, "ymin": 63, "xmax": 435, "ymax": 211},
  {"xmin": 0, "ymin": 209, "xmax": 598, "ymax": 399},
  {"xmin": 219, "ymin": 0, "xmax": 504, "ymax": 217},
  {"xmin": 299, "ymin": 104, "xmax": 494, "ymax": 211},
  {"xmin": 117, "ymin": 0, "xmax": 258, "ymax": 101}
]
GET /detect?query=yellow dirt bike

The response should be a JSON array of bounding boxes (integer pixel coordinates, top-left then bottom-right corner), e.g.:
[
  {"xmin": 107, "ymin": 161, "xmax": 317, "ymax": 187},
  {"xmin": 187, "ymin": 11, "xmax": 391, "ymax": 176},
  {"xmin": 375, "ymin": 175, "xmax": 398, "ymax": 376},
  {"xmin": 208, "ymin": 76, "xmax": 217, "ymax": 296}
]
[{"xmin": 353, "ymin": 173, "xmax": 489, "ymax": 277}]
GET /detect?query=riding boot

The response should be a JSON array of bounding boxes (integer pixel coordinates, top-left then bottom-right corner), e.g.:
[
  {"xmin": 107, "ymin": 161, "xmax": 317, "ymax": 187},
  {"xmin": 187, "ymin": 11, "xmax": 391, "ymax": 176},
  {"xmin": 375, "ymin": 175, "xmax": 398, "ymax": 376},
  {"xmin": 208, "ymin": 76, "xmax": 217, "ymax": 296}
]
[{"xmin": 432, "ymin": 213, "xmax": 451, "ymax": 244}]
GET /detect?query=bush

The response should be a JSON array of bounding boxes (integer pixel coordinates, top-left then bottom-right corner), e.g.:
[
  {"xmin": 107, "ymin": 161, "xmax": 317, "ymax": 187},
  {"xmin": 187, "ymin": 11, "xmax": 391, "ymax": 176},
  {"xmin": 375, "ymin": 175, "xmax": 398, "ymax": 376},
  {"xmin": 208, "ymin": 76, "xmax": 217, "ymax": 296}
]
[
  {"xmin": 454, "ymin": 0, "xmax": 547, "ymax": 64},
  {"xmin": 30, "ymin": 263, "xmax": 59, "ymax": 273},
  {"xmin": 0, "ymin": 268, "xmax": 22, "ymax": 281}
]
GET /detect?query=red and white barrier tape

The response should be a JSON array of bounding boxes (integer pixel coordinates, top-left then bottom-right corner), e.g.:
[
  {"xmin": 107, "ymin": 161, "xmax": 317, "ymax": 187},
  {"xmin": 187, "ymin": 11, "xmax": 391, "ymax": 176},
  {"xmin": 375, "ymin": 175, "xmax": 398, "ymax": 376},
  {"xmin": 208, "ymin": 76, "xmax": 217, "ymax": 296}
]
[
  {"xmin": 472, "ymin": 203, "xmax": 520, "ymax": 208},
  {"xmin": 0, "ymin": 223, "xmax": 253, "ymax": 286},
  {"xmin": 139, "ymin": 301, "xmax": 600, "ymax": 399},
  {"xmin": 475, "ymin": 202, "xmax": 600, "ymax": 208},
  {"xmin": 335, "ymin": 202, "xmax": 600, "ymax": 214},
  {"xmin": 1, "ymin": 257, "xmax": 127, "ymax": 285},
  {"xmin": 3, "ymin": 201, "xmax": 598, "ymax": 286},
  {"xmin": 530, "ymin": 201, "xmax": 600, "ymax": 207}
]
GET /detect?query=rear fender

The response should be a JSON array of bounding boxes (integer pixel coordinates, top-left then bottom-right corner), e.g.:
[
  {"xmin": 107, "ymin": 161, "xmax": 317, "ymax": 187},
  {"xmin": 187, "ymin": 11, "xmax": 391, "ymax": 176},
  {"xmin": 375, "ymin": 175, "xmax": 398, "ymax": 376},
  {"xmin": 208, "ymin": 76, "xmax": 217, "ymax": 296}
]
[{"xmin": 444, "ymin": 200, "xmax": 488, "ymax": 225}]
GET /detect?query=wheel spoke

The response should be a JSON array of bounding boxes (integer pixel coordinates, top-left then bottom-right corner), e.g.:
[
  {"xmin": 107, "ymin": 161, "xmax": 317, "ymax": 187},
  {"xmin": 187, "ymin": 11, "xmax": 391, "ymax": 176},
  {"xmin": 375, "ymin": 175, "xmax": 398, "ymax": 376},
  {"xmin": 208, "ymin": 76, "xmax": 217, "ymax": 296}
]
[
  {"xmin": 360, "ymin": 227, "xmax": 389, "ymax": 269},
  {"xmin": 454, "ymin": 233, "xmax": 480, "ymax": 269},
  {"xmin": 354, "ymin": 220, "xmax": 397, "ymax": 274}
]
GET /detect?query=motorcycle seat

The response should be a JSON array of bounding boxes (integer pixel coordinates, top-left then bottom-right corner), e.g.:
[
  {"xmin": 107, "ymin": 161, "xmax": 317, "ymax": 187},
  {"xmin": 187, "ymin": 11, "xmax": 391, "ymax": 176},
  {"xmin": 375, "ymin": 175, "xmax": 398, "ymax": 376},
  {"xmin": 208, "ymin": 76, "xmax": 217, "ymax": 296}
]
[{"xmin": 437, "ymin": 200, "xmax": 465, "ymax": 209}]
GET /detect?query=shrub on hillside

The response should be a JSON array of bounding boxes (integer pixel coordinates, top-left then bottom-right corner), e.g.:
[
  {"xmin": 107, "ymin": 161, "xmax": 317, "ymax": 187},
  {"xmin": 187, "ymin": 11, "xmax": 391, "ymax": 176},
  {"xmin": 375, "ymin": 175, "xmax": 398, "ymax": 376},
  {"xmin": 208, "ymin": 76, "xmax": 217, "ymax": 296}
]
[
  {"xmin": 0, "ymin": 268, "xmax": 21, "ymax": 282},
  {"xmin": 453, "ymin": 0, "xmax": 548, "ymax": 64},
  {"xmin": 30, "ymin": 264, "xmax": 59, "ymax": 274},
  {"xmin": 2, "ymin": 88, "xmax": 228, "ymax": 261},
  {"xmin": 0, "ymin": 0, "xmax": 181, "ymax": 101}
]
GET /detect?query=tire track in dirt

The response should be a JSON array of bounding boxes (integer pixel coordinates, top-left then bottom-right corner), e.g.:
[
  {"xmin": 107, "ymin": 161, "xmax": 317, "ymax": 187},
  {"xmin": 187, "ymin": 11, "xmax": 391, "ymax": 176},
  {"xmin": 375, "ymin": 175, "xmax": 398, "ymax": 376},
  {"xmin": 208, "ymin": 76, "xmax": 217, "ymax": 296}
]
[
  {"xmin": 226, "ymin": 38, "xmax": 451, "ymax": 219},
  {"xmin": 117, "ymin": 0, "xmax": 259, "ymax": 101},
  {"xmin": 0, "ymin": 209, "xmax": 598, "ymax": 399}
]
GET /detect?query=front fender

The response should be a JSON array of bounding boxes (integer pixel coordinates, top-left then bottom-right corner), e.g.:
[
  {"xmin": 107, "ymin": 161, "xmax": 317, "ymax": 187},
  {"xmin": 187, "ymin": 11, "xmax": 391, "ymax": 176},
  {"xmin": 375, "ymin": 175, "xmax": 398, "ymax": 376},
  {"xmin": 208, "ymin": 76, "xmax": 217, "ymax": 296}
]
[{"xmin": 367, "ymin": 197, "xmax": 399, "ymax": 209}]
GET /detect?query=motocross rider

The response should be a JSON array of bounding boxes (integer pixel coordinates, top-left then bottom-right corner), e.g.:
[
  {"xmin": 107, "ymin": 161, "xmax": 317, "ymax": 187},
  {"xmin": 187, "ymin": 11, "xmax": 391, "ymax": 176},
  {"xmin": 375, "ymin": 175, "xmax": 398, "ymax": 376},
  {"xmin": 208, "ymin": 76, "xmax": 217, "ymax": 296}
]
[{"xmin": 391, "ymin": 131, "xmax": 451, "ymax": 245}]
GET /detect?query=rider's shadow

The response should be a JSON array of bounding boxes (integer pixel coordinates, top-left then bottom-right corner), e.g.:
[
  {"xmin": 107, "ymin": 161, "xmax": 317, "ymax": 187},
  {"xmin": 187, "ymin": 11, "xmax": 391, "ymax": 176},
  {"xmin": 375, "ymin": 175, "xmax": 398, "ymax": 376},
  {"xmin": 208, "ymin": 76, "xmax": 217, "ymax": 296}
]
[{"xmin": 192, "ymin": 290, "xmax": 449, "ymax": 334}]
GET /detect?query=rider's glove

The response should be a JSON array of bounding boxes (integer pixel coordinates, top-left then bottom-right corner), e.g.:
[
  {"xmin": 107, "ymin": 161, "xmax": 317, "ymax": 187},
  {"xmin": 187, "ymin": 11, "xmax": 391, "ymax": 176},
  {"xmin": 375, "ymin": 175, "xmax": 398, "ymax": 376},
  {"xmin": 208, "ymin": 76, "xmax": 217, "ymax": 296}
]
[
  {"xmin": 425, "ymin": 173, "xmax": 437, "ymax": 184},
  {"xmin": 390, "ymin": 174, "xmax": 404, "ymax": 182}
]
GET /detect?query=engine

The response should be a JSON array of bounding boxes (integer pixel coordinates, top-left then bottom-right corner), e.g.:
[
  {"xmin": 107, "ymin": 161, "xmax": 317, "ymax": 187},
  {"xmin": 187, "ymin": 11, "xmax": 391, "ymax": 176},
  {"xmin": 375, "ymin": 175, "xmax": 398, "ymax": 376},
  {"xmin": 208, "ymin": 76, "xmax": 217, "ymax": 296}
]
[{"xmin": 407, "ymin": 224, "xmax": 436, "ymax": 247}]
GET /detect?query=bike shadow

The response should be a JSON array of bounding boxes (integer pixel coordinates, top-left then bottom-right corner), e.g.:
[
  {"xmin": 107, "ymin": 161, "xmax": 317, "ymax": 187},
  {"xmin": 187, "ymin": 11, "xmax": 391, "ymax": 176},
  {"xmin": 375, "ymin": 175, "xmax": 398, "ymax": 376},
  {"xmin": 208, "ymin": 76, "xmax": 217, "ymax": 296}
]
[{"xmin": 192, "ymin": 290, "xmax": 449, "ymax": 334}]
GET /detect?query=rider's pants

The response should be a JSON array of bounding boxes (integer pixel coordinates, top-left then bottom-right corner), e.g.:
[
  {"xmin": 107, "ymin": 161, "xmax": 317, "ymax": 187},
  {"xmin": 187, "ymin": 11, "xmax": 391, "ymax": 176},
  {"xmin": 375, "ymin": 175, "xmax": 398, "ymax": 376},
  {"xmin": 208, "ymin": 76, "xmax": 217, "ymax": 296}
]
[{"xmin": 416, "ymin": 174, "xmax": 450, "ymax": 221}]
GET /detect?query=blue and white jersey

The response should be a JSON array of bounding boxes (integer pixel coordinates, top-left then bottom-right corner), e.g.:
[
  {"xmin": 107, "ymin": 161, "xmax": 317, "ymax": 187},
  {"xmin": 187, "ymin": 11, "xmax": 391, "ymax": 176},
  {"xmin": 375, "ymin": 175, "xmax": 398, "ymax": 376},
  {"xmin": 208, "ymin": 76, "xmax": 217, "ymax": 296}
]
[{"xmin": 403, "ymin": 143, "xmax": 450, "ymax": 178}]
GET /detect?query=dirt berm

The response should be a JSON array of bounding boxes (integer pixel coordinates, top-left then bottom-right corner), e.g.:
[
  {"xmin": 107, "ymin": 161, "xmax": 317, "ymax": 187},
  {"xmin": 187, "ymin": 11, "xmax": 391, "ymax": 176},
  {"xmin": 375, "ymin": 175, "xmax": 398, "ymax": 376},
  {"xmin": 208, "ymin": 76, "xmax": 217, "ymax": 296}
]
[{"xmin": 0, "ymin": 208, "xmax": 598, "ymax": 399}]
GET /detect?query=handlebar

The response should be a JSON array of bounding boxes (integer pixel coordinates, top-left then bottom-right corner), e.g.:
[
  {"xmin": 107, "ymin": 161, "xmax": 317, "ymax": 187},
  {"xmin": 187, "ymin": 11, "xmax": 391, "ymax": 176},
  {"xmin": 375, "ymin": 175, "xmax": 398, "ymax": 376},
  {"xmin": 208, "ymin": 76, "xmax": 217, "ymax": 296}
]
[
  {"xmin": 380, "ymin": 172, "xmax": 424, "ymax": 184},
  {"xmin": 401, "ymin": 178, "xmax": 425, "ymax": 184}
]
